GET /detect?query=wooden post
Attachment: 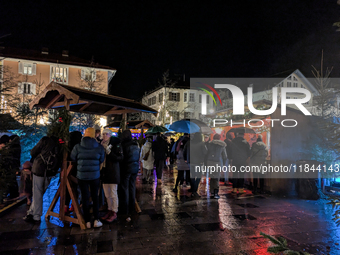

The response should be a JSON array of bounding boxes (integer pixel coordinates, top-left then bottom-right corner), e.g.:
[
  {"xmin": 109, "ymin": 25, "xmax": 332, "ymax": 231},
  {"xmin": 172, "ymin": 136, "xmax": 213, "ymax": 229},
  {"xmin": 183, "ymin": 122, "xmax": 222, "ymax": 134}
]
[{"xmin": 45, "ymin": 161, "xmax": 86, "ymax": 230}]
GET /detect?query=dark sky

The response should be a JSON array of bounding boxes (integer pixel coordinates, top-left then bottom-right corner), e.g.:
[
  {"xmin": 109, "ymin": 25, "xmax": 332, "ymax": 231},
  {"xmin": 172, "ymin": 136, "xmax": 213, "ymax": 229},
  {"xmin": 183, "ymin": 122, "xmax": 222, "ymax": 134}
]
[{"xmin": 1, "ymin": 1, "xmax": 340, "ymax": 99}]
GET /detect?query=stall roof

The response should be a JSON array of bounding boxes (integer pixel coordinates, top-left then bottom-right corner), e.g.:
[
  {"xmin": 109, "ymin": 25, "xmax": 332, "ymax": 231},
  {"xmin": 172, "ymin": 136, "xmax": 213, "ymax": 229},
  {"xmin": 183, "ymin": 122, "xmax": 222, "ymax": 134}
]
[
  {"xmin": 105, "ymin": 120, "xmax": 154, "ymax": 129},
  {"xmin": 29, "ymin": 82, "xmax": 158, "ymax": 116}
]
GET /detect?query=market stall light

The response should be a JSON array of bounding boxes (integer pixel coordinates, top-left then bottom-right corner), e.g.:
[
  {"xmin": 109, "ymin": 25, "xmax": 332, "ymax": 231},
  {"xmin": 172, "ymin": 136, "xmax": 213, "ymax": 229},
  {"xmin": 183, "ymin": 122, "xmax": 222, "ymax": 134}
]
[
  {"xmin": 39, "ymin": 117, "xmax": 45, "ymax": 125},
  {"xmin": 100, "ymin": 117, "xmax": 107, "ymax": 127}
]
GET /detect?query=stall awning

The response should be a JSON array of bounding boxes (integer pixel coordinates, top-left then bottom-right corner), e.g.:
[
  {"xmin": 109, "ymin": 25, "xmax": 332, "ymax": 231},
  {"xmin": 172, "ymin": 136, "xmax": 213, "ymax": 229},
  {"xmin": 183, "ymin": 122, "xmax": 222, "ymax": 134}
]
[
  {"xmin": 105, "ymin": 120, "xmax": 154, "ymax": 129},
  {"xmin": 29, "ymin": 82, "xmax": 158, "ymax": 116}
]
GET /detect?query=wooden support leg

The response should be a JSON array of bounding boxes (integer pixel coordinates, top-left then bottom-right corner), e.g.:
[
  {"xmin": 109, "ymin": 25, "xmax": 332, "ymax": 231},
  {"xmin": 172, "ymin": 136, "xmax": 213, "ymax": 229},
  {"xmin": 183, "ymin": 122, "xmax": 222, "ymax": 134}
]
[{"xmin": 45, "ymin": 188, "xmax": 60, "ymax": 220}]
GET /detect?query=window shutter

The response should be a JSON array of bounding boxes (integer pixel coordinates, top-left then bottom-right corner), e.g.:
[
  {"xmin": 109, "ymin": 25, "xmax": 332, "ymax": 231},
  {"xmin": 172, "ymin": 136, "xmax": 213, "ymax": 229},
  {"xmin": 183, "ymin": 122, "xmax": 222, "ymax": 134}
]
[
  {"xmin": 18, "ymin": 62, "xmax": 24, "ymax": 74},
  {"xmin": 92, "ymin": 70, "xmax": 96, "ymax": 81},
  {"xmin": 18, "ymin": 83, "xmax": 23, "ymax": 94},
  {"xmin": 32, "ymin": 64, "xmax": 37, "ymax": 75},
  {"xmin": 81, "ymin": 69, "xmax": 85, "ymax": 80},
  {"xmin": 177, "ymin": 93, "xmax": 180, "ymax": 101},
  {"xmin": 31, "ymin": 84, "xmax": 36, "ymax": 95}
]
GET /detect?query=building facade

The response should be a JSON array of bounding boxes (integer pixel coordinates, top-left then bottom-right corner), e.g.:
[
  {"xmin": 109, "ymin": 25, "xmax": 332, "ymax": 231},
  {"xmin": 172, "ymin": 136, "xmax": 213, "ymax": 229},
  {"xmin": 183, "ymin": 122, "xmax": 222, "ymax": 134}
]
[
  {"xmin": 141, "ymin": 86, "xmax": 214, "ymax": 125},
  {"xmin": 0, "ymin": 47, "xmax": 116, "ymax": 116}
]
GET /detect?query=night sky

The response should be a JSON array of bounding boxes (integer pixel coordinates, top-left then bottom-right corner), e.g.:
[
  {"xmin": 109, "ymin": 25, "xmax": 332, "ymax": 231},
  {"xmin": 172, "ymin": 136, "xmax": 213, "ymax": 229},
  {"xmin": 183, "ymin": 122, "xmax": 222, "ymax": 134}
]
[{"xmin": 1, "ymin": 1, "xmax": 340, "ymax": 99}]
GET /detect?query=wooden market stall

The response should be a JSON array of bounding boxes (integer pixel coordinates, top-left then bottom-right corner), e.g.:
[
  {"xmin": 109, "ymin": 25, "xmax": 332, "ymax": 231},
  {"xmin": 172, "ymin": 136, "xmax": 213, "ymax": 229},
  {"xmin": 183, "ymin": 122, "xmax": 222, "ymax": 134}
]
[{"xmin": 29, "ymin": 81, "xmax": 157, "ymax": 229}]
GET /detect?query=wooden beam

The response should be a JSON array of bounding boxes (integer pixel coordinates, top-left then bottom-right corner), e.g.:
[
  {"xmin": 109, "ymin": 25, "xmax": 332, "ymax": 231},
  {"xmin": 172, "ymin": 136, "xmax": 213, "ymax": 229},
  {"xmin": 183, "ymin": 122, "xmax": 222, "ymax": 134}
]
[
  {"xmin": 29, "ymin": 81, "xmax": 79, "ymax": 110},
  {"xmin": 52, "ymin": 100, "xmax": 88, "ymax": 108},
  {"xmin": 103, "ymin": 106, "xmax": 119, "ymax": 115},
  {"xmin": 79, "ymin": 101, "xmax": 93, "ymax": 112},
  {"xmin": 46, "ymin": 94, "xmax": 63, "ymax": 109}
]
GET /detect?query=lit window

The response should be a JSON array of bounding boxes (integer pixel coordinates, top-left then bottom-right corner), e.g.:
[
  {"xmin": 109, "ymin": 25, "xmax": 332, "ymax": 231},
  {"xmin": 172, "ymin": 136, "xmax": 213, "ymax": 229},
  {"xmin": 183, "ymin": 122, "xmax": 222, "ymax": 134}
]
[
  {"xmin": 18, "ymin": 62, "xmax": 36, "ymax": 75},
  {"xmin": 51, "ymin": 66, "xmax": 68, "ymax": 84}
]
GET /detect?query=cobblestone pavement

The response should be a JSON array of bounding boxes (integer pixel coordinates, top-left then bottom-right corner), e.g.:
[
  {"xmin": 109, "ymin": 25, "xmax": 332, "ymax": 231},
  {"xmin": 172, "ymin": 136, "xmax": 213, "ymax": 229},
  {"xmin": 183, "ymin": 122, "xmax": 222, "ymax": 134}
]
[{"xmin": 0, "ymin": 168, "xmax": 339, "ymax": 255}]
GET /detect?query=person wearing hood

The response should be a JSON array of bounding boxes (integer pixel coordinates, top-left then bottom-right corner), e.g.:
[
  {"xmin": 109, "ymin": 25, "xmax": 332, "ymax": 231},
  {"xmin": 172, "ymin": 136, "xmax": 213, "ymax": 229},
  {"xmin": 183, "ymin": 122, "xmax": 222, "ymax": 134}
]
[
  {"xmin": 140, "ymin": 136, "xmax": 154, "ymax": 184},
  {"xmin": 250, "ymin": 135, "xmax": 268, "ymax": 194},
  {"xmin": 184, "ymin": 132, "xmax": 208, "ymax": 198},
  {"xmin": 206, "ymin": 134, "xmax": 228, "ymax": 199},
  {"xmin": 71, "ymin": 127, "xmax": 105, "ymax": 228},
  {"xmin": 100, "ymin": 129, "xmax": 123, "ymax": 222}
]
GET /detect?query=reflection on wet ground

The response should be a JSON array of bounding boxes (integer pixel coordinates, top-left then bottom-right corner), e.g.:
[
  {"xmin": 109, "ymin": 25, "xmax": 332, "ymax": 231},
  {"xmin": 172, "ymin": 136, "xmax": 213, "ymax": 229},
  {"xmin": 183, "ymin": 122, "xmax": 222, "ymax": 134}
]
[{"xmin": 0, "ymin": 168, "xmax": 339, "ymax": 254}]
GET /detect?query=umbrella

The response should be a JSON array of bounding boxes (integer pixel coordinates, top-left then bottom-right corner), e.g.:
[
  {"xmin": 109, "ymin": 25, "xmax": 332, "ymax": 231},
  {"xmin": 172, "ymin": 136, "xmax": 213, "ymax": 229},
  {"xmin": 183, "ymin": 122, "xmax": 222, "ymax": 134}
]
[
  {"xmin": 169, "ymin": 119, "xmax": 212, "ymax": 134},
  {"xmin": 227, "ymin": 127, "xmax": 255, "ymax": 134},
  {"xmin": 145, "ymin": 125, "xmax": 168, "ymax": 134}
]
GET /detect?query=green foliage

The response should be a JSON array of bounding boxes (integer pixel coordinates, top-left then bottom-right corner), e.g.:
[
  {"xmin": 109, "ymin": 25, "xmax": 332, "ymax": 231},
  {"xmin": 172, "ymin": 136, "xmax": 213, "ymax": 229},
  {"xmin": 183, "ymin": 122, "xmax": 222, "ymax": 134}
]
[
  {"xmin": 260, "ymin": 232, "xmax": 310, "ymax": 255},
  {"xmin": 326, "ymin": 196, "xmax": 340, "ymax": 226},
  {"xmin": 47, "ymin": 108, "xmax": 71, "ymax": 153}
]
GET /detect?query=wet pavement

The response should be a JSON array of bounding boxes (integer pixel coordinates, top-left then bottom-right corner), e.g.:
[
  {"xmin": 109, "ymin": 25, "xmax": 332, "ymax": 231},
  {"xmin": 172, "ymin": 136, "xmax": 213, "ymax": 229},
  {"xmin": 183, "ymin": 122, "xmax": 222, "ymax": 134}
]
[{"xmin": 0, "ymin": 168, "xmax": 339, "ymax": 255}]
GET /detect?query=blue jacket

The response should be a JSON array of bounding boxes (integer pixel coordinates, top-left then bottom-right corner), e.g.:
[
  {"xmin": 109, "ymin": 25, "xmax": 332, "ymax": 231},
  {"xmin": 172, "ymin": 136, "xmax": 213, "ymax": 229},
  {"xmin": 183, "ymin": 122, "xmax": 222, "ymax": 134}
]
[{"xmin": 71, "ymin": 137, "xmax": 105, "ymax": 180}]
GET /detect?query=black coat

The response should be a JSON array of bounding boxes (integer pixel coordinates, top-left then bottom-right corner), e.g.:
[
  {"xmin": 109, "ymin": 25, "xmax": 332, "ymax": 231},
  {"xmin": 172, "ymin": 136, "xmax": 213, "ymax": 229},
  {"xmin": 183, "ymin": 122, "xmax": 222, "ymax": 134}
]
[
  {"xmin": 121, "ymin": 138, "xmax": 140, "ymax": 174},
  {"xmin": 152, "ymin": 136, "xmax": 168, "ymax": 160},
  {"xmin": 101, "ymin": 137, "xmax": 123, "ymax": 184}
]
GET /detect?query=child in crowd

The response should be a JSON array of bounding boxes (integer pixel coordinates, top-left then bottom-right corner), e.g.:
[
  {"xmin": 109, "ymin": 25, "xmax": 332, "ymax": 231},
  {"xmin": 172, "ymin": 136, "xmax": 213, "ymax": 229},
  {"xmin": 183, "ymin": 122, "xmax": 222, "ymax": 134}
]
[{"xmin": 19, "ymin": 161, "xmax": 33, "ymax": 205}]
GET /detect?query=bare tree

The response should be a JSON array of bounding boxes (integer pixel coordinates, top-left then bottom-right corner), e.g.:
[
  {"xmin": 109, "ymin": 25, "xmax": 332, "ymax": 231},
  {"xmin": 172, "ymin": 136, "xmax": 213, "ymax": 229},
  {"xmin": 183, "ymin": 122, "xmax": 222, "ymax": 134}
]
[{"xmin": 70, "ymin": 58, "xmax": 105, "ymax": 131}]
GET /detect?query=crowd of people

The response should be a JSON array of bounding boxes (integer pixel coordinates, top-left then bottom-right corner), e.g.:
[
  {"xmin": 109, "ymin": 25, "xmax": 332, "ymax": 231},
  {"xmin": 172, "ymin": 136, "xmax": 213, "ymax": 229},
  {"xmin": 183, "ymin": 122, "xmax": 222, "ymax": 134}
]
[{"xmin": 1, "ymin": 126, "xmax": 268, "ymax": 229}]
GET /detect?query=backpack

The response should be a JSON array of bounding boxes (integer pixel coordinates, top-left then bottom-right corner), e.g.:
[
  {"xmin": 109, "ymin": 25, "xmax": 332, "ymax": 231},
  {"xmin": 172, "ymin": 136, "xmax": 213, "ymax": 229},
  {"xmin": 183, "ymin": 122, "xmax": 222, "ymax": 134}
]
[
  {"xmin": 143, "ymin": 149, "xmax": 151, "ymax": 161},
  {"xmin": 40, "ymin": 144, "xmax": 60, "ymax": 176}
]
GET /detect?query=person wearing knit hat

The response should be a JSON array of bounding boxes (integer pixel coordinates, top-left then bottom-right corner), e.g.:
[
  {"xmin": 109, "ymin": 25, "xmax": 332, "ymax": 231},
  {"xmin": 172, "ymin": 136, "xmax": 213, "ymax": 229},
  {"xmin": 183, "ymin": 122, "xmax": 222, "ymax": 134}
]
[
  {"xmin": 84, "ymin": 127, "xmax": 96, "ymax": 138},
  {"xmin": 102, "ymin": 129, "xmax": 113, "ymax": 136},
  {"xmin": 71, "ymin": 126, "xmax": 105, "ymax": 228}
]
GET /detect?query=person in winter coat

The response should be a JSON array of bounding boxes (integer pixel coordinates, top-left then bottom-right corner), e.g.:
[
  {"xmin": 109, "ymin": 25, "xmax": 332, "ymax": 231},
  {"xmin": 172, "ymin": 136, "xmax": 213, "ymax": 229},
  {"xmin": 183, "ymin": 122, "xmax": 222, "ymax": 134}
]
[
  {"xmin": 184, "ymin": 132, "xmax": 208, "ymax": 198},
  {"xmin": 140, "ymin": 136, "xmax": 154, "ymax": 184},
  {"xmin": 120, "ymin": 130, "xmax": 140, "ymax": 221},
  {"xmin": 230, "ymin": 131, "xmax": 251, "ymax": 194},
  {"xmin": 71, "ymin": 127, "xmax": 105, "ymax": 228},
  {"xmin": 250, "ymin": 135, "xmax": 268, "ymax": 194},
  {"xmin": 152, "ymin": 132, "xmax": 168, "ymax": 184},
  {"xmin": 24, "ymin": 135, "xmax": 61, "ymax": 223},
  {"xmin": 206, "ymin": 134, "xmax": 228, "ymax": 199},
  {"xmin": 173, "ymin": 138, "xmax": 190, "ymax": 193},
  {"xmin": 101, "ymin": 129, "xmax": 123, "ymax": 222}
]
